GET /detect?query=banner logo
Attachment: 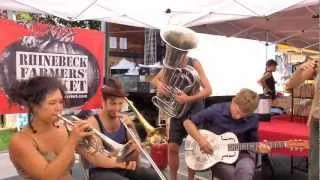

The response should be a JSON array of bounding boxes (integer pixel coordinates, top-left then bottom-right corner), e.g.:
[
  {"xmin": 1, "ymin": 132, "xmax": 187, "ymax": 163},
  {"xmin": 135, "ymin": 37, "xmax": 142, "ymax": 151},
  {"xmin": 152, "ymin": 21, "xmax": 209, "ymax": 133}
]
[{"xmin": 0, "ymin": 21, "xmax": 103, "ymax": 111}]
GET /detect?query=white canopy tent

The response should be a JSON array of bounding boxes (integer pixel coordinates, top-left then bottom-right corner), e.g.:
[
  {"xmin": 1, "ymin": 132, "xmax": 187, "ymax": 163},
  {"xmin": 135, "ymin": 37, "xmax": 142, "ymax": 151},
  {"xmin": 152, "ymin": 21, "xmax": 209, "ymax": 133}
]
[
  {"xmin": 192, "ymin": 0, "xmax": 319, "ymax": 51},
  {"xmin": 0, "ymin": 0, "xmax": 318, "ymax": 95},
  {"xmin": 1, "ymin": 0, "xmax": 308, "ymax": 29}
]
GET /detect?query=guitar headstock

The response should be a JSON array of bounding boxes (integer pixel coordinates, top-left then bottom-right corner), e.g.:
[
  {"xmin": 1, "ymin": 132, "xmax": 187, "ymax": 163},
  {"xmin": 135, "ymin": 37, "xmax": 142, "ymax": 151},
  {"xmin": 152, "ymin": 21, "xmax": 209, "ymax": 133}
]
[{"xmin": 287, "ymin": 139, "xmax": 309, "ymax": 150}]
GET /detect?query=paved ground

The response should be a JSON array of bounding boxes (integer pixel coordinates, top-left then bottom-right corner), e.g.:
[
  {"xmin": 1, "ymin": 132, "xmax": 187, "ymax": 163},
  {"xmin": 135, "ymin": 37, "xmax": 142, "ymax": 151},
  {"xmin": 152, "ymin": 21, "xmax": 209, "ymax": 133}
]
[
  {"xmin": 0, "ymin": 143, "xmax": 308, "ymax": 180},
  {"xmin": 0, "ymin": 152, "xmax": 18, "ymax": 180}
]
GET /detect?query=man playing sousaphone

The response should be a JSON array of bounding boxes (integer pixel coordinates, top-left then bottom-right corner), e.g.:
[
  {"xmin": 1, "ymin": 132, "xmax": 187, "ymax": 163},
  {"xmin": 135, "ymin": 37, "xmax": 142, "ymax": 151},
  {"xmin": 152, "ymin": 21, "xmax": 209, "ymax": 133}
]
[
  {"xmin": 151, "ymin": 26, "xmax": 212, "ymax": 180},
  {"xmin": 80, "ymin": 78, "xmax": 160, "ymax": 180}
]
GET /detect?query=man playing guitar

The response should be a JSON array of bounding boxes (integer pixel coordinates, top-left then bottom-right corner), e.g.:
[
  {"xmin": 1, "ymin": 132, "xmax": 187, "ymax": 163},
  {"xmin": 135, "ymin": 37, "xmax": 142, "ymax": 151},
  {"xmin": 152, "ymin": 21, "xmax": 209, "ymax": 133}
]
[{"xmin": 183, "ymin": 88, "xmax": 270, "ymax": 180}]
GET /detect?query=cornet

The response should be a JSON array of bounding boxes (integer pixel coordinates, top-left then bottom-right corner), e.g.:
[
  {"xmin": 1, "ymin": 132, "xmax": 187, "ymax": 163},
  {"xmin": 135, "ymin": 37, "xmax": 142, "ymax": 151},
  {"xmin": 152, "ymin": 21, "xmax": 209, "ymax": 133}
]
[
  {"xmin": 58, "ymin": 114, "xmax": 136, "ymax": 161},
  {"xmin": 59, "ymin": 113, "xmax": 167, "ymax": 180}
]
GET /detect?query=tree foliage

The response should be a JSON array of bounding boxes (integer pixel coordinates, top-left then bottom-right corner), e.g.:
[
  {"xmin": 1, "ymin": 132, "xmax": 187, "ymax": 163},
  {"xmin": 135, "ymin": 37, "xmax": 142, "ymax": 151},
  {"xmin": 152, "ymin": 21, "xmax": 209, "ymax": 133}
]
[{"xmin": 12, "ymin": 11, "xmax": 101, "ymax": 30}]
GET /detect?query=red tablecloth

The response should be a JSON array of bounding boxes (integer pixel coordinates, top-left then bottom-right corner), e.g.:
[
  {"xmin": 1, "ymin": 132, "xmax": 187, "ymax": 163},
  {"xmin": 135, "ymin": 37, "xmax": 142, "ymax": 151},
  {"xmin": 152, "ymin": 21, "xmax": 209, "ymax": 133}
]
[{"xmin": 258, "ymin": 115, "xmax": 309, "ymax": 157}]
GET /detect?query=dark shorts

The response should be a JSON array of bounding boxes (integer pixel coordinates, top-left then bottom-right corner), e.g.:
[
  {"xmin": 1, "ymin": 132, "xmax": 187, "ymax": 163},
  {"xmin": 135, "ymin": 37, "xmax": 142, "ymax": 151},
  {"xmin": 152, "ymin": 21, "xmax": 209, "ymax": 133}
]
[{"xmin": 168, "ymin": 100, "xmax": 205, "ymax": 145}]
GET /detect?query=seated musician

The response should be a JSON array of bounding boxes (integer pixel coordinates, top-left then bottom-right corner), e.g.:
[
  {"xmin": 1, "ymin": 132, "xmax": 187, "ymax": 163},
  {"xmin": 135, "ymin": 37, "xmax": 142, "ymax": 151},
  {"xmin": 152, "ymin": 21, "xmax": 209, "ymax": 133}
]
[
  {"xmin": 79, "ymin": 78, "xmax": 160, "ymax": 180},
  {"xmin": 183, "ymin": 88, "xmax": 270, "ymax": 180},
  {"xmin": 8, "ymin": 76, "xmax": 93, "ymax": 180}
]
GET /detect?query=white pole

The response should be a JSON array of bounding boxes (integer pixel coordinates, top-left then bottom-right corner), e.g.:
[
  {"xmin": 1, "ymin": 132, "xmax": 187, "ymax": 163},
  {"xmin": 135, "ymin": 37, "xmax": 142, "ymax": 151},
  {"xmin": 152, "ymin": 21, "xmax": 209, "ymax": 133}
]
[{"xmin": 7, "ymin": 10, "xmax": 16, "ymax": 21}]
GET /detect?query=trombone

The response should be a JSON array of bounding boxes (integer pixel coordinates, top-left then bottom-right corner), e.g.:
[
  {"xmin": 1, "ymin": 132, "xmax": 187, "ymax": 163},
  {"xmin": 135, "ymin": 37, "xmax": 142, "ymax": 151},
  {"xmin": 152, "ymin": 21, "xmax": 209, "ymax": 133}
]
[
  {"xmin": 124, "ymin": 97, "xmax": 167, "ymax": 145},
  {"xmin": 119, "ymin": 116, "xmax": 167, "ymax": 180}
]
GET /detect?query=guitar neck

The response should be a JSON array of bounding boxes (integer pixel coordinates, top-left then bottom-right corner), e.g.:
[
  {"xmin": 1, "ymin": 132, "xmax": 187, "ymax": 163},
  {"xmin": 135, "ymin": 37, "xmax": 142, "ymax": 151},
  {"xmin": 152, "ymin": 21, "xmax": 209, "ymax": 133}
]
[{"xmin": 228, "ymin": 141, "xmax": 287, "ymax": 151}]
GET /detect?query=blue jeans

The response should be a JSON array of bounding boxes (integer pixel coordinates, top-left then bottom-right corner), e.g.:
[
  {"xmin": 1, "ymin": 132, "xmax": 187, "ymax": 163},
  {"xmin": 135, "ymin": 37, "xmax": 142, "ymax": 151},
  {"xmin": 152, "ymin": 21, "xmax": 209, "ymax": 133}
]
[
  {"xmin": 212, "ymin": 152, "xmax": 256, "ymax": 180},
  {"xmin": 89, "ymin": 167, "xmax": 161, "ymax": 180}
]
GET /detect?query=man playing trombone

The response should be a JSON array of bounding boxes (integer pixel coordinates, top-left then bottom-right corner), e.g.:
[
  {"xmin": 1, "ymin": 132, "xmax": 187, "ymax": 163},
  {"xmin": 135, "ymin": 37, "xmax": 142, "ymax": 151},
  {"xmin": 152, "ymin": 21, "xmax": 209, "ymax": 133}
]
[{"xmin": 79, "ymin": 78, "xmax": 160, "ymax": 180}]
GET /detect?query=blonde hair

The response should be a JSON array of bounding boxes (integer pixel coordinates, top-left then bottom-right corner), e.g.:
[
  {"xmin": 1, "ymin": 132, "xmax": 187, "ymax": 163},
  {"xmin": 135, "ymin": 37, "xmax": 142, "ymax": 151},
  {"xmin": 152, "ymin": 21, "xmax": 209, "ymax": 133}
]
[{"xmin": 233, "ymin": 88, "xmax": 259, "ymax": 114}]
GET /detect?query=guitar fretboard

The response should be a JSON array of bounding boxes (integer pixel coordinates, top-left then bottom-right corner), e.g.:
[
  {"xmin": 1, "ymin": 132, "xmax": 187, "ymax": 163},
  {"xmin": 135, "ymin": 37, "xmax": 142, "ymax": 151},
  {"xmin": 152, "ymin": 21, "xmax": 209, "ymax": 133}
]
[{"xmin": 228, "ymin": 141, "xmax": 287, "ymax": 151}]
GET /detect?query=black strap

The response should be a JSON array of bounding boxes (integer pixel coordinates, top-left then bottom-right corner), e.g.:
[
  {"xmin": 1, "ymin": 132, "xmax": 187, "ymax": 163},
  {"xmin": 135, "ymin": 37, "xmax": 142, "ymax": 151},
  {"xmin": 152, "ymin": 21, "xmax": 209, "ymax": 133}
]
[
  {"xmin": 93, "ymin": 114, "xmax": 129, "ymax": 144},
  {"xmin": 94, "ymin": 114, "xmax": 105, "ymax": 134},
  {"xmin": 92, "ymin": 114, "xmax": 129, "ymax": 150},
  {"xmin": 93, "ymin": 114, "xmax": 112, "ymax": 150},
  {"xmin": 188, "ymin": 57, "xmax": 194, "ymax": 66},
  {"xmin": 64, "ymin": 125, "xmax": 71, "ymax": 136}
]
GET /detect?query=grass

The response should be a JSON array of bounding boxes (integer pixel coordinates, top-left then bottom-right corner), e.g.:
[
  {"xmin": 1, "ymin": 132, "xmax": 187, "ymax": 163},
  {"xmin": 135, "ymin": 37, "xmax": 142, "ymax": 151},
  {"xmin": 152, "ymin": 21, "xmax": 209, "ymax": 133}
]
[{"xmin": 0, "ymin": 128, "xmax": 16, "ymax": 151}]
